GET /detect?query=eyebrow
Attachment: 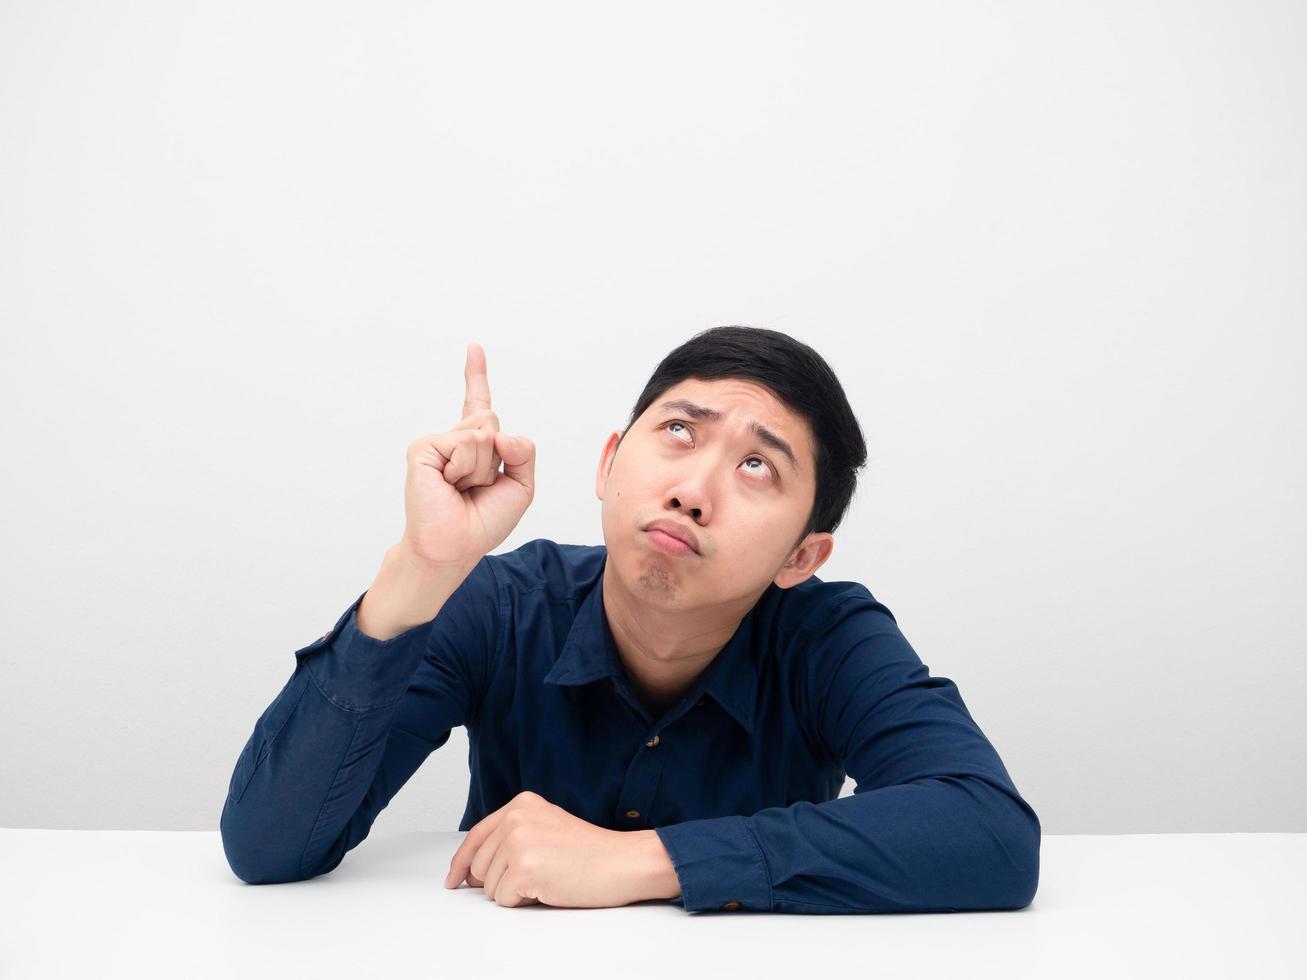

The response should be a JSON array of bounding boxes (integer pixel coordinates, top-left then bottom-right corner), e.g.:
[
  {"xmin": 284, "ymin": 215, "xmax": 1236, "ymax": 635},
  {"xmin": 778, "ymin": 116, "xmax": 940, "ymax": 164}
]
[{"xmin": 656, "ymin": 398, "xmax": 800, "ymax": 474}]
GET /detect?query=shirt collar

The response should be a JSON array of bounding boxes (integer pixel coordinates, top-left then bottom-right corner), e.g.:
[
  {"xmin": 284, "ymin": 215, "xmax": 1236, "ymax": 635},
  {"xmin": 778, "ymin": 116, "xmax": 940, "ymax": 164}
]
[{"xmin": 542, "ymin": 552, "xmax": 761, "ymax": 736}]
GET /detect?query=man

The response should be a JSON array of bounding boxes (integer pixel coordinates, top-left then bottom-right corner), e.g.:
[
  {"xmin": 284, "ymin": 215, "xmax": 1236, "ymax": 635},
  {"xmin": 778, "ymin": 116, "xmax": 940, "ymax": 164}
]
[{"xmin": 220, "ymin": 325, "xmax": 1041, "ymax": 914}]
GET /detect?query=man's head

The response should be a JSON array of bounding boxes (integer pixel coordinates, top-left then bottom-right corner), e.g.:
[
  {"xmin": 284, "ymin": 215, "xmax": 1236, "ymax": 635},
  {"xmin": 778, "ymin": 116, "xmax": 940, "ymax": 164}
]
[{"xmin": 595, "ymin": 324, "xmax": 868, "ymax": 614}]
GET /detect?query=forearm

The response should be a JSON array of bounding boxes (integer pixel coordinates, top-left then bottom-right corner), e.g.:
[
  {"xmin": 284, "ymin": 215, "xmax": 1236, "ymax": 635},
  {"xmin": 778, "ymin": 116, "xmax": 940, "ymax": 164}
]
[{"xmin": 655, "ymin": 775, "xmax": 1040, "ymax": 914}]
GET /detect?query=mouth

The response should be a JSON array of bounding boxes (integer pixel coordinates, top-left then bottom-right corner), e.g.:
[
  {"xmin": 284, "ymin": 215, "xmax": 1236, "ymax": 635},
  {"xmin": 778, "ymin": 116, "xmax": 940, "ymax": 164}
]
[{"xmin": 645, "ymin": 528, "xmax": 699, "ymax": 556}]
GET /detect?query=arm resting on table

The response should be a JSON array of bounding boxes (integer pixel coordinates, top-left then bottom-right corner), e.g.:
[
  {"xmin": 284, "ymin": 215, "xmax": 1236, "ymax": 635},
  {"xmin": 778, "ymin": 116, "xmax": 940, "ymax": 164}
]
[{"xmin": 656, "ymin": 590, "xmax": 1041, "ymax": 914}]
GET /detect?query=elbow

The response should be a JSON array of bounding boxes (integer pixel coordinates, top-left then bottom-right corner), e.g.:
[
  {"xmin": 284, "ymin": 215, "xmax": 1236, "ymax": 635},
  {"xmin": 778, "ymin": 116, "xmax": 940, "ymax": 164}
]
[
  {"xmin": 968, "ymin": 776, "xmax": 1042, "ymax": 910},
  {"xmin": 220, "ymin": 795, "xmax": 275, "ymax": 884},
  {"xmin": 219, "ymin": 794, "xmax": 348, "ymax": 885},
  {"xmin": 1002, "ymin": 796, "xmax": 1042, "ymax": 910},
  {"xmin": 220, "ymin": 794, "xmax": 309, "ymax": 886},
  {"xmin": 1004, "ymin": 836, "xmax": 1040, "ymax": 910}
]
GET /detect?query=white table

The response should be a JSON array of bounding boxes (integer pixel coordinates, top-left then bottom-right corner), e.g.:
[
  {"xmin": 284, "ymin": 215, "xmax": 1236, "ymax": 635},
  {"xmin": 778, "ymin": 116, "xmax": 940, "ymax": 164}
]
[{"xmin": 2, "ymin": 830, "xmax": 1303, "ymax": 979}]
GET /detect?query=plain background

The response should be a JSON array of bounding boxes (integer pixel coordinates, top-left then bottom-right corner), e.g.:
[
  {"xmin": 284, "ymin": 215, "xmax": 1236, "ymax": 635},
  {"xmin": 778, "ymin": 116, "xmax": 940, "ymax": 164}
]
[{"xmin": 1, "ymin": 1, "xmax": 1303, "ymax": 836}]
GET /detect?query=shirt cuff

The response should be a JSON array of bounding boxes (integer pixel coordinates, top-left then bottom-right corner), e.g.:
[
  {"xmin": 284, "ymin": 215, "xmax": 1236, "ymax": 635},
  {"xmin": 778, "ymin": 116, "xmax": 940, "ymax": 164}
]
[
  {"xmin": 292, "ymin": 590, "xmax": 433, "ymax": 712},
  {"xmin": 655, "ymin": 815, "xmax": 773, "ymax": 913}
]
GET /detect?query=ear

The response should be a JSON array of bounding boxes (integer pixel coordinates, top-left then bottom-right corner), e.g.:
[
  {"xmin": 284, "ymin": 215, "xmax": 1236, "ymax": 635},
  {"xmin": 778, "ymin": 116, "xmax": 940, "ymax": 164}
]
[
  {"xmin": 774, "ymin": 533, "xmax": 835, "ymax": 589},
  {"xmin": 596, "ymin": 430, "xmax": 623, "ymax": 500}
]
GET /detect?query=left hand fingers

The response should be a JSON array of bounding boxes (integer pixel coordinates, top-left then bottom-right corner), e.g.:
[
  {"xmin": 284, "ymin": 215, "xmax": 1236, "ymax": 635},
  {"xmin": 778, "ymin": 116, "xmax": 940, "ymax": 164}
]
[
  {"xmin": 484, "ymin": 841, "xmax": 511, "ymax": 902},
  {"xmin": 493, "ymin": 867, "xmax": 540, "ymax": 908},
  {"xmin": 444, "ymin": 808, "xmax": 508, "ymax": 889},
  {"xmin": 485, "ymin": 831, "xmax": 544, "ymax": 908},
  {"xmin": 446, "ymin": 792, "xmax": 550, "ymax": 889},
  {"xmin": 477, "ymin": 821, "xmax": 517, "ymax": 899},
  {"xmin": 480, "ymin": 819, "xmax": 547, "ymax": 907}
]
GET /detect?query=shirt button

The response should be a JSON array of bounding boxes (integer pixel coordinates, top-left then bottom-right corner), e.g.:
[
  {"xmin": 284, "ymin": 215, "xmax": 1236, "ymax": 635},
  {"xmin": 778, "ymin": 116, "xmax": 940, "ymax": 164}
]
[
  {"xmin": 722, "ymin": 901, "xmax": 741, "ymax": 911},
  {"xmin": 645, "ymin": 734, "xmax": 660, "ymax": 748},
  {"xmin": 625, "ymin": 809, "xmax": 641, "ymax": 819},
  {"xmin": 695, "ymin": 696, "xmax": 705, "ymax": 707}
]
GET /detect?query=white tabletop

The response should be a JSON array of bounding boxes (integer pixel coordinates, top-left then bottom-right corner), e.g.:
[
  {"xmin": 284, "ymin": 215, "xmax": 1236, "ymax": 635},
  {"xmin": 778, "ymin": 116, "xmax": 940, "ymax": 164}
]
[{"xmin": 1, "ymin": 830, "xmax": 1303, "ymax": 979}]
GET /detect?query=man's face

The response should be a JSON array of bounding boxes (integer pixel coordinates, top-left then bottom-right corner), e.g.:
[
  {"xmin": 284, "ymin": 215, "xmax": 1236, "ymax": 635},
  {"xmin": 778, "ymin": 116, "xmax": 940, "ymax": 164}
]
[{"xmin": 595, "ymin": 377, "xmax": 834, "ymax": 613}]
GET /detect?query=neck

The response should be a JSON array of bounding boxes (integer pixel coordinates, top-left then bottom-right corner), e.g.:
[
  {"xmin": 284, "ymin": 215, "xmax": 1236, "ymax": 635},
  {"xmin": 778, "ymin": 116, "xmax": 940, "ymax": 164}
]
[{"xmin": 599, "ymin": 558, "xmax": 746, "ymax": 711}]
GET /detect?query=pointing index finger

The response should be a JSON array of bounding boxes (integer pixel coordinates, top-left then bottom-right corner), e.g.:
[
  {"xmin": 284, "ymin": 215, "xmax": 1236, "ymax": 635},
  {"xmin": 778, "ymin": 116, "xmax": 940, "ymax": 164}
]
[{"xmin": 462, "ymin": 341, "xmax": 492, "ymax": 419}]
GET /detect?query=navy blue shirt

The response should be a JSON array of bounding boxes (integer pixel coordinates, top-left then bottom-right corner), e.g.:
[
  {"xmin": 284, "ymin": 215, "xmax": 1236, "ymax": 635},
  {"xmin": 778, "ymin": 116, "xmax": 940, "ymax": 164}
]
[{"xmin": 220, "ymin": 538, "xmax": 1040, "ymax": 914}]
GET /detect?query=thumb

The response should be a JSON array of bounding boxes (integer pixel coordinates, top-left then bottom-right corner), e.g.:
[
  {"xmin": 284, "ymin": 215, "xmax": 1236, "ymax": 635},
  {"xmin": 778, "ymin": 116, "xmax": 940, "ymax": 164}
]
[{"xmin": 494, "ymin": 431, "xmax": 536, "ymax": 496}]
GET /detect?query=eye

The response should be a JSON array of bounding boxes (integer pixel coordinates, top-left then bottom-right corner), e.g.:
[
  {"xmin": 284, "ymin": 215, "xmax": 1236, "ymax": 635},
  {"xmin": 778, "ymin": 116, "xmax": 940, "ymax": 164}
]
[
  {"xmin": 662, "ymin": 421, "xmax": 775, "ymax": 480},
  {"xmin": 665, "ymin": 420, "xmax": 693, "ymax": 443}
]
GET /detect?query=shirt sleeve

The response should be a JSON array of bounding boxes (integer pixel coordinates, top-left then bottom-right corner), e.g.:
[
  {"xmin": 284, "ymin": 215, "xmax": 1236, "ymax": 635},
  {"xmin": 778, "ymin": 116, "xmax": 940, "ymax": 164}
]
[
  {"xmin": 654, "ymin": 588, "xmax": 1041, "ymax": 914},
  {"xmin": 219, "ymin": 554, "xmax": 502, "ymax": 884}
]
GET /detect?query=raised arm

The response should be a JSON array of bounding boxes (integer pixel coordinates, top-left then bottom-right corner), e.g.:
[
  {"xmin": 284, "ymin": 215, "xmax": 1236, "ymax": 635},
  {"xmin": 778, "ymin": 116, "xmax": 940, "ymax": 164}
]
[
  {"xmin": 219, "ymin": 341, "xmax": 535, "ymax": 884},
  {"xmin": 219, "ymin": 551, "xmax": 499, "ymax": 883}
]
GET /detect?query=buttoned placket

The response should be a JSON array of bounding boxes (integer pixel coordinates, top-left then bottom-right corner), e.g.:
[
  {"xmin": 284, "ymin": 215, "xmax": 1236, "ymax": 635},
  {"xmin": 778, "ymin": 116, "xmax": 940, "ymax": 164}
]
[
  {"xmin": 607, "ymin": 678, "xmax": 708, "ymax": 828},
  {"xmin": 611, "ymin": 678, "xmax": 748, "ymax": 913}
]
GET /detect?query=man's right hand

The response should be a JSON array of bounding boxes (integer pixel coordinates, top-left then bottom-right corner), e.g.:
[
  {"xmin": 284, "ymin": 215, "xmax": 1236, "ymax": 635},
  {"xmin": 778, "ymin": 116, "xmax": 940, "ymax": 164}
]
[{"xmin": 398, "ymin": 341, "xmax": 536, "ymax": 571}]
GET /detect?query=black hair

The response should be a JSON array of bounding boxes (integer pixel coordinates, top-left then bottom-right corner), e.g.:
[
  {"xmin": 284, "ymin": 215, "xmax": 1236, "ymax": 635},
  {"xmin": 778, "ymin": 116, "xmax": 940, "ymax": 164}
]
[{"xmin": 616, "ymin": 324, "xmax": 868, "ymax": 554}]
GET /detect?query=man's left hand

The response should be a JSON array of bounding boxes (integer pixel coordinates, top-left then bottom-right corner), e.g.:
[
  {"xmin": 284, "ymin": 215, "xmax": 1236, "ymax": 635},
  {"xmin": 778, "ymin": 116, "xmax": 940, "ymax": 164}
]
[{"xmin": 442, "ymin": 790, "xmax": 680, "ymax": 908}]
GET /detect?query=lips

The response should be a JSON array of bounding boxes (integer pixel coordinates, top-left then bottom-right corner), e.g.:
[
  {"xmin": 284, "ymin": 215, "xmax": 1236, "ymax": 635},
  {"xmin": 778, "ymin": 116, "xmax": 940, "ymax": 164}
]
[{"xmin": 644, "ymin": 519, "xmax": 700, "ymax": 554}]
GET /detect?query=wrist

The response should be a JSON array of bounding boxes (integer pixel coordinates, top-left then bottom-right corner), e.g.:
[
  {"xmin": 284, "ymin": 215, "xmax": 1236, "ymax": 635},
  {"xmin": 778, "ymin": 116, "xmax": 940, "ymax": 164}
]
[
  {"xmin": 393, "ymin": 538, "xmax": 476, "ymax": 578},
  {"xmin": 355, "ymin": 543, "xmax": 472, "ymax": 641},
  {"xmin": 630, "ymin": 830, "xmax": 682, "ymax": 902}
]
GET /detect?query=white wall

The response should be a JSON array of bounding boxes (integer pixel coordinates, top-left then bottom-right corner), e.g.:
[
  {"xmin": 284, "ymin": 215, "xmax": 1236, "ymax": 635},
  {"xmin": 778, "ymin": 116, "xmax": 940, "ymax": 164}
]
[{"xmin": 2, "ymin": 0, "xmax": 1303, "ymax": 834}]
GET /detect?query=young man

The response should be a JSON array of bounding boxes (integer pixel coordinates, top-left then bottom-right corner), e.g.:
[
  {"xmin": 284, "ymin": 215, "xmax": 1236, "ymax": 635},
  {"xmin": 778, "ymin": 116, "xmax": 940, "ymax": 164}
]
[{"xmin": 220, "ymin": 326, "xmax": 1041, "ymax": 914}]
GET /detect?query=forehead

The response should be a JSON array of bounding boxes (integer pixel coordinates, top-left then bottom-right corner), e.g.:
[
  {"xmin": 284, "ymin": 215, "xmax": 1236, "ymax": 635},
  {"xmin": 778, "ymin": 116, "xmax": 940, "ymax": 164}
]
[{"xmin": 650, "ymin": 378, "xmax": 814, "ymax": 475}]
